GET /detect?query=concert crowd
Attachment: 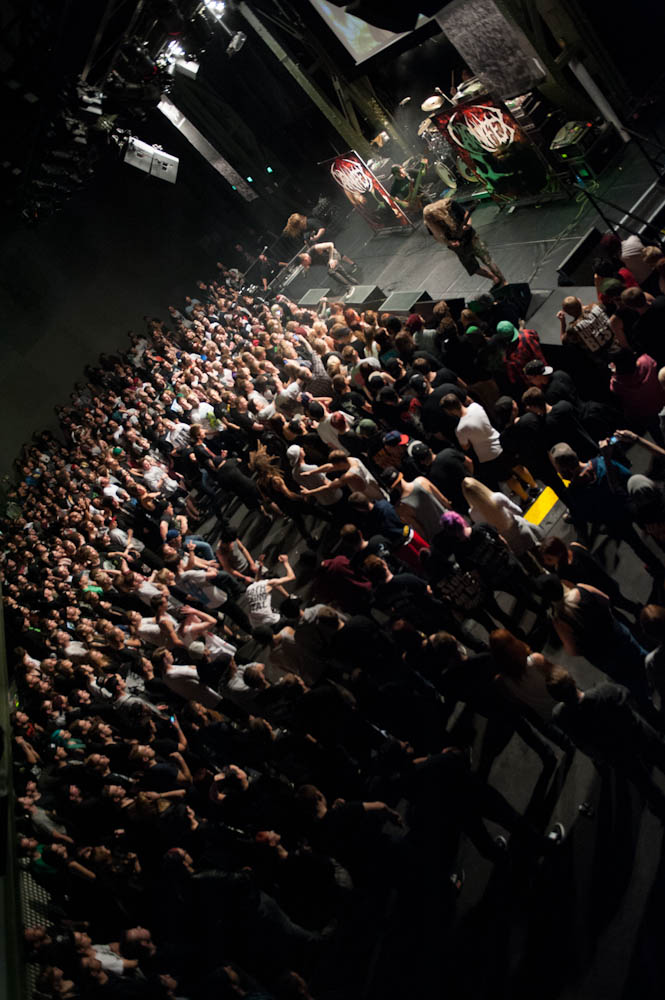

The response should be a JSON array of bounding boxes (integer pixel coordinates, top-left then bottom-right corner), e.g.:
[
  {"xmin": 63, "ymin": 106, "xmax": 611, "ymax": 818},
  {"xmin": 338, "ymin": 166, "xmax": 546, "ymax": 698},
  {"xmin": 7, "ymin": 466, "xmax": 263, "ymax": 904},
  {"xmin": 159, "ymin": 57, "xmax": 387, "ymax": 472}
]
[{"xmin": 7, "ymin": 229, "xmax": 665, "ymax": 1000}]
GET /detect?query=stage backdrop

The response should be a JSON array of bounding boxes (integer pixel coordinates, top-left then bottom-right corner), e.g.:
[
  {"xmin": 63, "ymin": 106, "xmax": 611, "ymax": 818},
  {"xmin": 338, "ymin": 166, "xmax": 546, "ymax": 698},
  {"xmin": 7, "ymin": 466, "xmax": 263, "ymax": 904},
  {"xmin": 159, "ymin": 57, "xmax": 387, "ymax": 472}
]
[
  {"xmin": 328, "ymin": 151, "xmax": 414, "ymax": 231},
  {"xmin": 432, "ymin": 97, "xmax": 549, "ymax": 199}
]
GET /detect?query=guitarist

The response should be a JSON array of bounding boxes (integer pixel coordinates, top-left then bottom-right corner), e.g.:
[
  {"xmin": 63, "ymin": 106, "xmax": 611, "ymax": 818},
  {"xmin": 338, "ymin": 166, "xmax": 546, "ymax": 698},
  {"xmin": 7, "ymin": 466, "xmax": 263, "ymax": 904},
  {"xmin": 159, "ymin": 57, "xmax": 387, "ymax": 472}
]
[{"xmin": 390, "ymin": 158, "xmax": 429, "ymax": 213}]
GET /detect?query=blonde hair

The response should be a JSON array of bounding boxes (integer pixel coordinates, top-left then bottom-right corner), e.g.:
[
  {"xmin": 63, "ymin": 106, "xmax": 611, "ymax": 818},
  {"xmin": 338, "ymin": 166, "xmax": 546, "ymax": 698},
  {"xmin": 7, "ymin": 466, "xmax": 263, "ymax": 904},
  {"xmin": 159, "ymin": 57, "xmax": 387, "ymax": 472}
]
[
  {"xmin": 643, "ymin": 245, "xmax": 664, "ymax": 266},
  {"xmin": 461, "ymin": 477, "xmax": 514, "ymax": 536}
]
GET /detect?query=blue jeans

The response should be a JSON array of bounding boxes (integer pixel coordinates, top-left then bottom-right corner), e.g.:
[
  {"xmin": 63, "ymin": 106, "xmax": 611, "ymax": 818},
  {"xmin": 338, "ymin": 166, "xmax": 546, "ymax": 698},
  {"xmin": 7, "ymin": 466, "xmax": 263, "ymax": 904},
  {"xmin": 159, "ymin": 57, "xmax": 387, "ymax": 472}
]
[{"xmin": 185, "ymin": 536, "xmax": 216, "ymax": 561}]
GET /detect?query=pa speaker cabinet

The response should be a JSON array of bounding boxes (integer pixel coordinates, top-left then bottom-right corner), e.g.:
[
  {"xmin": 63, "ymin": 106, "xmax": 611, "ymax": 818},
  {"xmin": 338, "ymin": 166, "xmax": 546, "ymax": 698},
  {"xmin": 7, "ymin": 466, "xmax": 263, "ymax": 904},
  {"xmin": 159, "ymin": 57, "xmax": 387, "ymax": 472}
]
[
  {"xmin": 344, "ymin": 285, "xmax": 386, "ymax": 309},
  {"xmin": 557, "ymin": 227, "xmax": 602, "ymax": 286},
  {"xmin": 380, "ymin": 289, "xmax": 434, "ymax": 319},
  {"xmin": 441, "ymin": 297, "xmax": 466, "ymax": 322},
  {"xmin": 298, "ymin": 288, "xmax": 331, "ymax": 306},
  {"xmin": 494, "ymin": 282, "xmax": 532, "ymax": 319}
]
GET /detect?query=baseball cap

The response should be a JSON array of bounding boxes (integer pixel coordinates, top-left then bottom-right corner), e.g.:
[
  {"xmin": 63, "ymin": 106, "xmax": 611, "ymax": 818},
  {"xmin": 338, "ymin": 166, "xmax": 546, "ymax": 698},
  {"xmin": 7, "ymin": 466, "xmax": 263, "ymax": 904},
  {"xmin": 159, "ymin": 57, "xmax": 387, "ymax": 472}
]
[
  {"xmin": 382, "ymin": 466, "xmax": 403, "ymax": 489},
  {"xmin": 405, "ymin": 313, "xmax": 424, "ymax": 331},
  {"xmin": 407, "ymin": 440, "xmax": 430, "ymax": 460},
  {"xmin": 383, "ymin": 430, "xmax": 409, "ymax": 447},
  {"xmin": 409, "ymin": 373, "xmax": 428, "ymax": 392},
  {"xmin": 523, "ymin": 359, "xmax": 553, "ymax": 377},
  {"xmin": 357, "ymin": 418, "xmax": 378, "ymax": 436},
  {"xmin": 496, "ymin": 320, "xmax": 520, "ymax": 343}
]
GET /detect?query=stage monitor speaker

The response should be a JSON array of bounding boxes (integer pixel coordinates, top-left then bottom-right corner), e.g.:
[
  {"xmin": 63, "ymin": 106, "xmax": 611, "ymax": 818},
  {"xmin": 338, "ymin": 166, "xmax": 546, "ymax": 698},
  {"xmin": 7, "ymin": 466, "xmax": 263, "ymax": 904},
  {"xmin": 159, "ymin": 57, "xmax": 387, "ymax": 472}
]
[
  {"xmin": 556, "ymin": 226, "xmax": 602, "ymax": 286},
  {"xmin": 493, "ymin": 282, "xmax": 532, "ymax": 319},
  {"xmin": 380, "ymin": 289, "xmax": 434, "ymax": 319},
  {"xmin": 344, "ymin": 285, "xmax": 386, "ymax": 309},
  {"xmin": 298, "ymin": 288, "xmax": 331, "ymax": 306},
  {"xmin": 436, "ymin": 0, "xmax": 546, "ymax": 101}
]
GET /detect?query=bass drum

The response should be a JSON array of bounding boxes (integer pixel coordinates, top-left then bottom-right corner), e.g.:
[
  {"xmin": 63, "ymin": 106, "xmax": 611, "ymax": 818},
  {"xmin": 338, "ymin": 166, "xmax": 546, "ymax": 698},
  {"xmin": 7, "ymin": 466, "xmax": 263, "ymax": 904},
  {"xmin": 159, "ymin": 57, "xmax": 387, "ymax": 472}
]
[
  {"xmin": 456, "ymin": 156, "xmax": 479, "ymax": 183},
  {"xmin": 434, "ymin": 161, "xmax": 457, "ymax": 188}
]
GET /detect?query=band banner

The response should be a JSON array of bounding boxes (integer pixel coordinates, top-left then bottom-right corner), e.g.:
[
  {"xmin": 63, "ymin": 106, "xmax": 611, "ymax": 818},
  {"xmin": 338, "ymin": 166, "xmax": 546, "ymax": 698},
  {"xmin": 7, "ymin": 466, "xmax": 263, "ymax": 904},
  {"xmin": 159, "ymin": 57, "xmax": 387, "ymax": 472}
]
[
  {"xmin": 432, "ymin": 97, "xmax": 548, "ymax": 198},
  {"xmin": 328, "ymin": 150, "xmax": 414, "ymax": 231}
]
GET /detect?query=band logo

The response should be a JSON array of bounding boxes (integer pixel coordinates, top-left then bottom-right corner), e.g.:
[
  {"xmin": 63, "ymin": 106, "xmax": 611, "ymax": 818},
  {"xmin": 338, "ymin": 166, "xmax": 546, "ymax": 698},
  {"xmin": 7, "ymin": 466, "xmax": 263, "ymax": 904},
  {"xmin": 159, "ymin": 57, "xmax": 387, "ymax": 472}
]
[{"xmin": 329, "ymin": 151, "xmax": 412, "ymax": 230}]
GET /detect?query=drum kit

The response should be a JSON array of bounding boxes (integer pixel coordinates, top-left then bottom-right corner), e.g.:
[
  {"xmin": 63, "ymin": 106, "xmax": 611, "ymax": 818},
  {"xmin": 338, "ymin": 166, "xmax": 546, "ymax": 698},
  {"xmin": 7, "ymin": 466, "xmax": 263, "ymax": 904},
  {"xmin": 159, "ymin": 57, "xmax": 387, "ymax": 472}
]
[
  {"xmin": 418, "ymin": 94, "xmax": 458, "ymax": 190},
  {"xmin": 416, "ymin": 79, "xmax": 485, "ymax": 191}
]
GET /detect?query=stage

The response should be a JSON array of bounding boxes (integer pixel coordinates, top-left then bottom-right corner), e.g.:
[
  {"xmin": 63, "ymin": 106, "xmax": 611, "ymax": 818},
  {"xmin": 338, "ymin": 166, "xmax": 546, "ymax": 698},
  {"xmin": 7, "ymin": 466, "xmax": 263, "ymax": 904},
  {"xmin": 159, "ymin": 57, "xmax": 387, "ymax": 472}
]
[{"xmin": 280, "ymin": 139, "xmax": 662, "ymax": 346}]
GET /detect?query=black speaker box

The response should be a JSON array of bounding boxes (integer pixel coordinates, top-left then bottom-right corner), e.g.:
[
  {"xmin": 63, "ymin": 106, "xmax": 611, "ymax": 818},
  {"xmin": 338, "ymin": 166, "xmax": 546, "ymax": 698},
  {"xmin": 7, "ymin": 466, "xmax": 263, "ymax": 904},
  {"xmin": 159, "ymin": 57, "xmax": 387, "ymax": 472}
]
[
  {"xmin": 380, "ymin": 289, "xmax": 434, "ymax": 319},
  {"xmin": 298, "ymin": 288, "xmax": 331, "ymax": 306},
  {"xmin": 493, "ymin": 282, "xmax": 532, "ymax": 319},
  {"xmin": 556, "ymin": 227, "xmax": 602, "ymax": 286},
  {"xmin": 344, "ymin": 285, "xmax": 386, "ymax": 309},
  {"xmin": 440, "ymin": 297, "xmax": 466, "ymax": 323}
]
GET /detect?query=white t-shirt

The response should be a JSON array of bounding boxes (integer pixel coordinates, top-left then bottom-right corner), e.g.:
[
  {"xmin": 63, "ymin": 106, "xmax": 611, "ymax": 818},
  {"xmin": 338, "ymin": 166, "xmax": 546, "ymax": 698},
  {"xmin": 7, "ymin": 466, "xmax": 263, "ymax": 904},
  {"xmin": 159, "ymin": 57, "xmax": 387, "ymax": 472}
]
[
  {"xmin": 137, "ymin": 615, "xmax": 176, "ymax": 646},
  {"xmin": 455, "ymin": 402, "xmax": 502, "ymax": 463},
  {"xmin": 317, "ymin": 412, "xmax": 356, "ymax": 452},
  {"xmin": 177, "ymin": 569, "xmax": 227, "ymax": 608},
  {"xmin": 190, "ymin": 401, "xmax": 215, "ymax": 425},
  {"xmin": 144, "ymin": 464, "xmax": 177, "ymax": 493},
  {"xmin": 245, "ymin": 580, "xmax": 279, "ymax": 626},
  {"xmin": 621, "ymin": 234, "xmax": 651, "ymax": 283},
  {"xmin": 93, "ymin": 945, "xmax": 125, "ymax": 977},
  {"xmin": 167, "ymin": 422, "xmax": 191, "ymax": 449},
  {"xmin": 224, "ymin": 661, "xmax": 263, "ymax": 707},
  {"xmin": 163, "ymin": 664, "xmax": 221, "ymax": 707},
  {"xmin": 293, "ymin": 462, "xmax": 343, "ymax": 506},
  {"xmin": 348, "ymin": 457, "xmax": 385, "ymax": 500}
]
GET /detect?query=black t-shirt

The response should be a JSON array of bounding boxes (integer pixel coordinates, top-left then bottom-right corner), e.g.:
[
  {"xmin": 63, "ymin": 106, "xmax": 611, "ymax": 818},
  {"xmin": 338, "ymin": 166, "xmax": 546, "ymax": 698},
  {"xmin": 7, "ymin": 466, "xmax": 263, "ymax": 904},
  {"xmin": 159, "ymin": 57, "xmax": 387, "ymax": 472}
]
[
  {"xmin": 544, "ymin": 400, "xmax": 597, "ymax": 459},
  {"xmin": 544, "ymin": 370, "xmax": 580, "ymax": 407},
  {"xmin": 507, "ymin": 412, "xmax": 548, "ymax": 469},
  {"xmin": 139, "ymin": 761, "xmax": 180, "ymax": 793},
  {"xmin": 373, "ymin": 573, "xmax": 429, "ymax": 615},
  {"xmin": 305, "ymin": 216, "xmax": 325, "ymax": 241},
  {"xmin": 552, "ymin": 682, "xmax": 638, "ymax": 758},
  {"xmin": 330, "ymin": 389, "xmax": 367, "ymax": 417},
  {"xmin": 421, "ymin": 384, "xmax": 464, "ymax": 438},
  {"xmin": 632, "ymin": 296, "xmax": 665, "ymax": 363},
  {"xmin": 431, "ymin": 366, "xmax": 462, "ymax": 389},
  {"xmin": 428, "ymin": 448, "xmax": 468, "ymax": 511}
]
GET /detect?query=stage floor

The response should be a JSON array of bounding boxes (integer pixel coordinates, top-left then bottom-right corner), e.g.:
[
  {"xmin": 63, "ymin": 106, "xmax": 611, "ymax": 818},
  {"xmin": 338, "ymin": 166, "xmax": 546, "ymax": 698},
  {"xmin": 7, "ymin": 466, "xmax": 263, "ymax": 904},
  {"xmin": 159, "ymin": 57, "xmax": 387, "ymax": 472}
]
[{"xmin": 283, "ymin": 140, "xmax": 659, "ymax": 331}]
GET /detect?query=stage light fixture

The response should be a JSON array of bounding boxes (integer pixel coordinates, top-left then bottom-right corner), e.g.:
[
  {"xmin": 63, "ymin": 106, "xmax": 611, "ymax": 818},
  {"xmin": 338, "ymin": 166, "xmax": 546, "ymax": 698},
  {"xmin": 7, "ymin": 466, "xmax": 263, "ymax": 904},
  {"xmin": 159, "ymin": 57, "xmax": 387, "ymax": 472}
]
[
  {"xmin": 246, "ymin": 176, "xmax": 253, "ymax": 182},
  {"xmin": 204, "ymin": 0, "xmax": 226, "ymax": 16},
  {"xmin": 266, "ymin": 166, "xmax": 273, "ymax": 173},
  {"xmin": 167, "ymin": 39, "xmax": 186, "ymax": 58},
  {"xmin": 226, "ymin": 30, "xmax": 246, "ymax": 55}
]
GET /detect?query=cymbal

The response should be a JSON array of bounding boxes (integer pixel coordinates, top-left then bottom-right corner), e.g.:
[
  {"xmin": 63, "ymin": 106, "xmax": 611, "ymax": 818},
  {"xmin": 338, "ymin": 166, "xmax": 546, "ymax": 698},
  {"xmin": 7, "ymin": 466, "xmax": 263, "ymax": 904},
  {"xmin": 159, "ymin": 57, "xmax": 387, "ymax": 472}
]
[
  {"xmin": 421, "ymin": 95, "xmax": 444, "ymax": 112},
  {"xmin": 417, "ymin": 116, "xmax": 434, "ymax": 136}
]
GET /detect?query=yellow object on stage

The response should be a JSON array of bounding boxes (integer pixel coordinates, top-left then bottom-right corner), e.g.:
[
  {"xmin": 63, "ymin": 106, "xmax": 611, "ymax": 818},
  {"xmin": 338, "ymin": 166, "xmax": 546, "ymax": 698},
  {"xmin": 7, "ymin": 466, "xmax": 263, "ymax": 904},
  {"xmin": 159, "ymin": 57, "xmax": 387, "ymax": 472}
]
[
  {"xmin": 524, "ymin": 487, "xmax": 558, "ymax": 525},
  {"xmin": 524, "ymin": 476, "xmax": 570, "ymax": 525}
]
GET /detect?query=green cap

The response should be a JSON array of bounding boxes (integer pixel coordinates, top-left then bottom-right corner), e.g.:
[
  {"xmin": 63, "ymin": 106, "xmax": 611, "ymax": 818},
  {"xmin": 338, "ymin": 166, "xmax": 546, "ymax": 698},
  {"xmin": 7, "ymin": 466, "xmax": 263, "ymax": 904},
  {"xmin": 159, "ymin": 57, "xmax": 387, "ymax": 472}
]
[{"xmin": 496, "ymin": 320, "xmax": 519, "ymax": 343}]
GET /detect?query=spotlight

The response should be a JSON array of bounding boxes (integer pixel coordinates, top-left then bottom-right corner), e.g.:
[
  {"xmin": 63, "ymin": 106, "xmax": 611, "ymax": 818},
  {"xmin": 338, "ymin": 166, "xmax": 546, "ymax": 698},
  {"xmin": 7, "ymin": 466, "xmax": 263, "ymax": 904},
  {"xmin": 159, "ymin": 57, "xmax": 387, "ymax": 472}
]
[
  {"xmin": 166, "ymin": 39, "xmax": 186, "ymax": 57},
  {"xmin": 203, "ymin": 0, "xmax": 226, "ymax": 18},
  {"xmin": 226, "ymin": 30, "xmax": 246, "ymax": 55}
]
